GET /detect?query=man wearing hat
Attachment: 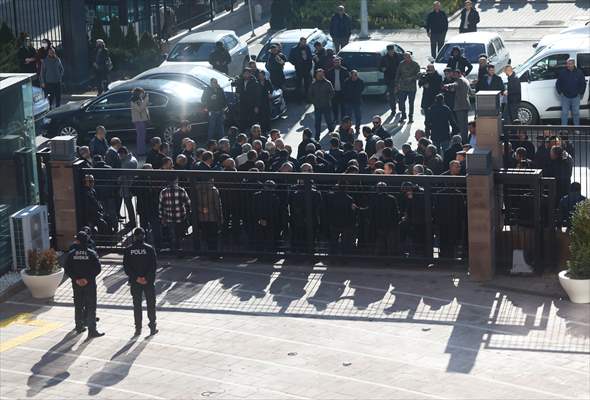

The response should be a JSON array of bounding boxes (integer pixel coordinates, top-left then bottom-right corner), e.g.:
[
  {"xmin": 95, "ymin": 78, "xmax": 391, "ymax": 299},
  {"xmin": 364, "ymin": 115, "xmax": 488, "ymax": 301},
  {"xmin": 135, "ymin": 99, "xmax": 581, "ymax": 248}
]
[
  {"xmin": 64, "ymin": 230, "xmax": 104, "ymax": 337},
  {"xmin": 209, "ymin": 41, "xmax": 232, "ymax": 74},
  {"xmin": 124, "ymin": 227, "xmax": 158, "ymax": 336}
]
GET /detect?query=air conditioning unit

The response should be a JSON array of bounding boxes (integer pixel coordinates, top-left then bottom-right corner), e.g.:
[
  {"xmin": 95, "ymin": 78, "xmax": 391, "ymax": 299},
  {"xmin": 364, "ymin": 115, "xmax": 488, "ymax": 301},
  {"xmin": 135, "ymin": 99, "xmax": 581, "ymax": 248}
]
[{"xmin": 9, "ymin": 205, "xmax": 50, "ymax": 271}]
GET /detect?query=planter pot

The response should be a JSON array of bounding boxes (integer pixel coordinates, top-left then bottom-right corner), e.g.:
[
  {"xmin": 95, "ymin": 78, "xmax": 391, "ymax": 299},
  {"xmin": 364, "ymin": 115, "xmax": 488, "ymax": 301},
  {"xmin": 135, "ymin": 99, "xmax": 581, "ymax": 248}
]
[
  {"xmin": 558, "ymin": 270, "xmax": 590, "ymax": 304},
  {"xmin": 20, "ymin": 269, "xmax": 64, "ymax": 299}
]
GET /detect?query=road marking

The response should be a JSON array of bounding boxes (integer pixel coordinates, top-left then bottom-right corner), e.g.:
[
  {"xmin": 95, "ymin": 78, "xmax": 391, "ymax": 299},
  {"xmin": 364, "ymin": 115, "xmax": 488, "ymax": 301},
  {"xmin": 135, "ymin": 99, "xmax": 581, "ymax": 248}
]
[
  {"xmin": 0, "ymin": 313, "xmax": 62, "ymax": 353},
  {"xmin": 12, "ymin": 345, "xmax": 308, "ymax": 400},
  {"xmin": 0, "ymin": 368, "xmax": 163, "ymax": 399}
]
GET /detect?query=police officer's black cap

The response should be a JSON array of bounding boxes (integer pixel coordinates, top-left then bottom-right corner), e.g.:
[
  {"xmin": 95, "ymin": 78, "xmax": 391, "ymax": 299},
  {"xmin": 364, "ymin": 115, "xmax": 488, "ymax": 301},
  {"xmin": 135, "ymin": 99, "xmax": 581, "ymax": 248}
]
[
  {"xmin": 133, "ymin": 227, "xmax": 145, "ymax": 238},
  {"xmin": 75, "ymin": 231, "xmax": 89, "ymax": 244}
]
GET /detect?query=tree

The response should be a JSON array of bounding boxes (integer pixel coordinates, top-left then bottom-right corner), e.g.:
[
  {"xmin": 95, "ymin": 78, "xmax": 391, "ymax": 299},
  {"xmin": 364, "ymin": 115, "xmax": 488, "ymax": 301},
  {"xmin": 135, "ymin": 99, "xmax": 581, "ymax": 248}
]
[
  {"xmin": 0, "ymin": 21, "xmax": 15, "ymax": 46},
  {"xmin": 109, "ymin": 16, "xmax": 124, "ymax": 47},
  {"xmin": 90, "ymin": 16, "xmax": 107, "ymax": 44},
  {"xmin": 124, "ymin": 23, "xmax": 138, "ymax": 51}
]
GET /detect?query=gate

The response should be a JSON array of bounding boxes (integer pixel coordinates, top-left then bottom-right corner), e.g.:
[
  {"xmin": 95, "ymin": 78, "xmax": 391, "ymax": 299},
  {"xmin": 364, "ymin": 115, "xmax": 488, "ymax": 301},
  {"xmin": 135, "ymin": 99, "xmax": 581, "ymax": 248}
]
[{"xmin": 0, "ymin": 0, "xmax": 64, "ymax": 49}]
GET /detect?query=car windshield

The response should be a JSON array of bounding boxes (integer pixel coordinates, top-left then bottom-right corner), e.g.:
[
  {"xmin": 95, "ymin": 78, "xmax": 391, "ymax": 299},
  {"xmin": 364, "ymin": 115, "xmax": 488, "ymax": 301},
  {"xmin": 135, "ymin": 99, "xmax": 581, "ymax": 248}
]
[
  {"xmin": 435, "ymin": 43, "xmax": 486, "ymax": 64},
  {"xmin": 257, "ymin": 41, "xmax": 298, "ymax": 62},
  {"xmin": 339, "ymin": 52, "xmax": 381, "ymax": 70},
  {"xmin": 167, "ymin": 42, "xmax": 216, "ymax": 62}
]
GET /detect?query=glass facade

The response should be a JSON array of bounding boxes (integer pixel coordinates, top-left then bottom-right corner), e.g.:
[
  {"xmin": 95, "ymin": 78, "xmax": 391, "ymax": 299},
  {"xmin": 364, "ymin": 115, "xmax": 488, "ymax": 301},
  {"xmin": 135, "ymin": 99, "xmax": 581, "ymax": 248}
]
[{"xmin": 0, "ymin": 74, "xmax": 39, "ymax": 273}]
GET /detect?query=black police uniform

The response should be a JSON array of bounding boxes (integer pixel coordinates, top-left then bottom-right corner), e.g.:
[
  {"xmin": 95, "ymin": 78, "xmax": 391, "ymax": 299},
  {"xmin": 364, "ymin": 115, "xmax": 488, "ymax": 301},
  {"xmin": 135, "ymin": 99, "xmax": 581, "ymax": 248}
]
[
  {"xmin": 64, "ymin": 244, "xmax": 101, "ymax": 332},
  {"xmin": 123, "ymin": 239, "xmax": 158, "ymax": 332}
]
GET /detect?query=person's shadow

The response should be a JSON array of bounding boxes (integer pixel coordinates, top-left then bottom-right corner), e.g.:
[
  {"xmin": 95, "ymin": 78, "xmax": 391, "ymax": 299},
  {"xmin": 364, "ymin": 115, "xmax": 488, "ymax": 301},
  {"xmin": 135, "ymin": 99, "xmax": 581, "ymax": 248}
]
[
  {"xmin": 86, "ymin": 338, "xmax": 150, "ymax": 396},
  {"xmin": 27, "ymin": 331, "xmax": 90, "ymax": 397},
  {"xmin": 268, "ymin": 269, "xmax": 310, "ymax": 312}
]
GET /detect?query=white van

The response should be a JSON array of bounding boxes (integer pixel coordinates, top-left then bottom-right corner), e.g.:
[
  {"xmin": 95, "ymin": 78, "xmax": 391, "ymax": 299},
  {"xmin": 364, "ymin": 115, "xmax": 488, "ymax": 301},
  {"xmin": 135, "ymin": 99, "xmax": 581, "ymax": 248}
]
[{"xmin": 509, "ymin": 36, "xmax": 590, "ymax": 124}]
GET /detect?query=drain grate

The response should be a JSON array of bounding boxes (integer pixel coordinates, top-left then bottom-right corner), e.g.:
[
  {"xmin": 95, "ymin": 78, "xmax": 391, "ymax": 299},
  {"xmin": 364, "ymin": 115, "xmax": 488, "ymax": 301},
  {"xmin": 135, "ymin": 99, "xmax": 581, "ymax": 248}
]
[{"xmin": 536, "ymin": 20, "xmax": 565, "ymax": 26}]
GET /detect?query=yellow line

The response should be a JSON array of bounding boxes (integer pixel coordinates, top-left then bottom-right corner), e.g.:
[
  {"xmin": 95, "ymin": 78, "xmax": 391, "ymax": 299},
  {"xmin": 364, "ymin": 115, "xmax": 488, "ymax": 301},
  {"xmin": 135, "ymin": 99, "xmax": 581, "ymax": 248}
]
[{"xmin": 0, "ymin": 313, "xmax": 63, "ymax": 353}]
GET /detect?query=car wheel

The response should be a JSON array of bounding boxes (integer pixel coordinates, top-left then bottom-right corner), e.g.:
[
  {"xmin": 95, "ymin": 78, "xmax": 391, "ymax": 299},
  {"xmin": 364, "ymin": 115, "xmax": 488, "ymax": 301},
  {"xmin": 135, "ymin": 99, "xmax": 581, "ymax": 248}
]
[
  {"xmin": 161, "ymin": 124, "xmax": 177, "ymax": 144},
  {"xmin": 59, "ymin": 125, "xmax": 78, "ymax": 138},
  {"xmin": 516, "ymin": 102, "xmax": 539, "ymax": 125}
]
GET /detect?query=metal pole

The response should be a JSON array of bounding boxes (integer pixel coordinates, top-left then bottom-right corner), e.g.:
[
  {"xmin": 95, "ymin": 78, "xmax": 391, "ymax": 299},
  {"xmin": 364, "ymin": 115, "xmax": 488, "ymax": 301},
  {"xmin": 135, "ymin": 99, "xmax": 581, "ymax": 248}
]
[
  {"xmin": 359, "ymin": 0, "xmax": 369, "ymax": 39},
  {"xmin": 12, "ymin": 0, "xmax": 18, "ymax": 39},
  {"xmin": 248, "ymin": 0, "xmax": 255, "ymax": 38}
]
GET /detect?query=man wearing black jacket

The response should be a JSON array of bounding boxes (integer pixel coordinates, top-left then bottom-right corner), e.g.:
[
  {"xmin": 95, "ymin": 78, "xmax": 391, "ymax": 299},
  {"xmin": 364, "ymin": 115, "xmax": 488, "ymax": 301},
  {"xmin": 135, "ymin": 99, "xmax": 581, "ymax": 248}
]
[
  {"xmin": 504, "ymin": 65, "xmax": 521, "ymax": 123},
  {"xmin": 326, "ymin": 58, "xmax": 350, "ymax": 122},
  {"xmin": 426, "ymin": 94, "xmax": 458, "ymax": 154},
  {"xmin": 236, "ymin": 68, "xmax": 261, "ymax": 131},
  {"xmin": 478, "ymin": 64, "xmax": 504, "ymax": 92},
  {"xmin": 288, "ymin": 37, "xmax": 313, "ymax": 100},
  {"xmin": 342, "ymin": 70, "xmax": 365, "ymax": 132},
  {"xmin": 380, "ymin": 45, "xmax": 403, "ymax": 114},
  {"xmin": 446, "ymin": 46, "xmax": 473, "ymax": 76},
  {"xmin": 202, "ymin": 78, "xmax": 227, "ymax": 140},
  {"xmin": 208, "ymin": 41, "xmax": 231, "ymax": 74},
  {"xmin": 124, "ymin": 227, "xmax": 158, "ymax": 336},
  {"xmin": 425, "ymin": 1, "xmax": 448, "ymax": 58},
  {"xmin": 459, "ymin": 0, "xmax": 480, "ymax": 33},
  {"xmin": 64, "ymin": 231, "xmax": 104, "ymax": 338}
]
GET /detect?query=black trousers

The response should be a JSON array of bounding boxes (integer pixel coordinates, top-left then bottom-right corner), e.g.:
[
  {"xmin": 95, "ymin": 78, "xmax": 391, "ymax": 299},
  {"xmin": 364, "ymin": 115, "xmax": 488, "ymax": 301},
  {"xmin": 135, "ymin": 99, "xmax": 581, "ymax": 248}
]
[
  {"xmin": 200, "ymin": 221, "xmax": 219, "ymax": 252},
  {"xmin": 332, "ymin": 91, "xmax": 346, "ymax": 122},
  {"xmin": 72, "ymin": 281, "xmax": 97, "ymax": 331},
  {"xmin": 430, "ymin": 33, "xmax": 446, "ymax": 58},
  {"xmin": 130, "ymin": 282, "xmax": 156, "ymax": 329},
  {"xmin": 294, "ymin": 68, "xmax": 311, "ymax": 100},
  {"xmin": 45, "ymin": 82, "xmax": 62, "ymax": 108}
]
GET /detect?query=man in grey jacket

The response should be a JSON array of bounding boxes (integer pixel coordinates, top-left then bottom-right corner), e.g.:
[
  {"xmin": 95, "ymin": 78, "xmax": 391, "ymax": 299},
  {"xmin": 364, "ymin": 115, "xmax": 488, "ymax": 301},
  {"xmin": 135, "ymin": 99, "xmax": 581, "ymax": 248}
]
[
  {"xmin": 118, "ymin": 146, "xmax": 138, "ymax": 228},
  {"xmin": 446, "ymin": 69, "xmax": 473, "ymax": 142},
  {"xmin": 40, "ymin": 48, "xmax": 64, "ymax": 108},
  {"xmin": 309, "ymin": 68, "xmax": 335, "ymax": 140}
]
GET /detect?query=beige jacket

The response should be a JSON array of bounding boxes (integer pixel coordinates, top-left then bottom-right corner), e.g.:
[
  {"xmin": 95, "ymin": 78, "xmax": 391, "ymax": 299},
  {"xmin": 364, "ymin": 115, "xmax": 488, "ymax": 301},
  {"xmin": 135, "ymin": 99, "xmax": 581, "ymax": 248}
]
[{"xmin": 131, "ymin": 94, "xmax": 150, "ymax": 122}]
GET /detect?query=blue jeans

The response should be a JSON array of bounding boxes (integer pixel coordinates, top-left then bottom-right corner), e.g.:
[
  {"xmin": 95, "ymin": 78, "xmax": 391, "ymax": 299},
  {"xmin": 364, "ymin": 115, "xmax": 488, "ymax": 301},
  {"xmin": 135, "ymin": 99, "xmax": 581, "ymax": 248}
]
[
  {"xmin": 134, "ymin": 121, "xmax": 147, "ymax": 156},
  {"xmin": 345, "ymin": 102, "xmax": 362, "ymax": 130},
  {"xmin": 208, "ymin": 111, "xmax": 225, "ymax": 140},
  {"xmin": 314, "ymin": 106, "xmax": 334, "ymax": 140},
  {"xmin": 398, "ymin": 90, "xmax": 416, "ymax": 118},
  {"xmin": 560, "ymin": 95, "xmax": 580, "ymax": 126}
]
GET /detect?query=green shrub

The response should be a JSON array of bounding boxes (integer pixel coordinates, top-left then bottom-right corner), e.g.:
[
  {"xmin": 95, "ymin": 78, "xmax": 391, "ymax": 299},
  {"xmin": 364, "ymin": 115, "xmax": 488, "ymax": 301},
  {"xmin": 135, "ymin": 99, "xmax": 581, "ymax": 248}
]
[
  {"xmin": 109, "ymin": 16, "xmax": 124, "ymax": 47},
  {"xmin": 124, "ymin": 23, "xmax": 138, "ymax": 51},
  {"xmin": 290, "ymin": 0, "xmax": 463, "ymax": 30},
  {"xmin": 0, "ymin": 42, "xmax": 18, "ymax": 73},
  {"xmin": 568, "ymin": 199, "xmax": 590, "ymax": 279},
  {"xmin": 0, "ymin": 21, "xmax": 14, "ymax": 46},
  {"xmin": 138, "ymin": 31, "xmax": 160, "ymax": 53},
  {"xmin": 90, "ymin": 16, "xmax": 107, "ymax": 44}
]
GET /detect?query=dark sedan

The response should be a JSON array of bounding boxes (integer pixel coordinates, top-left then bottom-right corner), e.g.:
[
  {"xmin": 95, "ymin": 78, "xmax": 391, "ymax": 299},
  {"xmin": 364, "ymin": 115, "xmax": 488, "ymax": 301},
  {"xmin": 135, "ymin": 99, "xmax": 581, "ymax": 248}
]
[{"xmin": 39, "ymin": 79, "xmax": 210, "ymax": 145}]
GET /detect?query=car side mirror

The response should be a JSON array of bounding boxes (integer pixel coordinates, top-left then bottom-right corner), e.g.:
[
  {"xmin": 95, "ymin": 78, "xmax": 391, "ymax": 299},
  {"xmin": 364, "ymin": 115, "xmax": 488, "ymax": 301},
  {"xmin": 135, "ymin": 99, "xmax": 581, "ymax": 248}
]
[
  {"xmin": 520, "ymin": 71, "xmax": 530, "ymax": 83},
  {"xmin": 427, "ymin": 56, "xmax": 434, "ymax": 63},
  {"xmin": 161, "ymin": 53, "xmax": 168, "ymax": 62}
]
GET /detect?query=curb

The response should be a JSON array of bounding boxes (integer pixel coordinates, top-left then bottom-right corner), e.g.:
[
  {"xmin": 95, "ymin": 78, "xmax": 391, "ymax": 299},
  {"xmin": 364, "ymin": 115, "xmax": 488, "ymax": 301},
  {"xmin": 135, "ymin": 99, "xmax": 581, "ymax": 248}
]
[{"xmin": 0, "ymin": 280, "xmax": 25, "ymax": 303}]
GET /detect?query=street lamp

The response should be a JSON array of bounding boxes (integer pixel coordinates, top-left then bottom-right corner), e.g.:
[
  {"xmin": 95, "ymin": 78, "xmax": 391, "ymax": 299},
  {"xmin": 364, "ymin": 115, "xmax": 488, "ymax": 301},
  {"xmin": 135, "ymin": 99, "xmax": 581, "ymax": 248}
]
[
  {"xmin": 359, "ymin": 0, "xmax": 369, "ymax": 39},
  {"xmin": 248, "ymin": 0, "xmax": 256, "ymax": 38}
]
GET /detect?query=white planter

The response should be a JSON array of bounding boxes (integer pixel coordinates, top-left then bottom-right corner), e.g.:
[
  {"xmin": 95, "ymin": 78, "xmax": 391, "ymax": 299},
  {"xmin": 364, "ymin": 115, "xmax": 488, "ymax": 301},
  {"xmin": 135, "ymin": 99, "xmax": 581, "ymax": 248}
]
[
  {"xmin": 20, "ymin": 268, "xmax": 64, "ymax": 299},
  {"xmin": 558, "ymin": 270, "xmax": 590, "ymax": 304}
]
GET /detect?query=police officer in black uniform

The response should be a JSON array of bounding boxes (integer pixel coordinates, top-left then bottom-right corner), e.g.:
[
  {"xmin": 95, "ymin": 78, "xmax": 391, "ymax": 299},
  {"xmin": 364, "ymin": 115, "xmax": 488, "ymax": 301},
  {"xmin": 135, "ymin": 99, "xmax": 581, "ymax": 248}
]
[
  {"xmin": 64, "ymin": 230, "xmax": 104, "ymax": 338},
  {"xmin": 123, "ymin": 227, "xmax": 158, "ymax": 336}
]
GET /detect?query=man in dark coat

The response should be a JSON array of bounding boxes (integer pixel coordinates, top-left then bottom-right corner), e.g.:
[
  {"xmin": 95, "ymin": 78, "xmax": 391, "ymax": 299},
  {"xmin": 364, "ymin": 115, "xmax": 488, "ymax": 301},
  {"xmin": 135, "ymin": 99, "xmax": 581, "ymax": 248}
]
[
  {"xmin": 342, "ymin": 70, "xmax": 365, "ymax": 132},
  {"xmin": 380, "ymin": 45, "xmax": 403, "ymax": 114},
  {"xmin": 209, "ymin": 41, "xmax": 232, "ymax": 74},
  {"xmin": 399, "ymin": 182, "xmax": 428, "ymax": 256},
  {"xmin": 327, "ymin": 184, "xmax": 356, "ymax": 254},
  {"xmin": 146, "ymin": 137, "xmax": 165, "ymax": 169},
  {"xmin": 289, "ymin": 183, "xmax": 322, "ymax": 252},
  {"xmin": 426, "ymin": 94, "xmax": 458, "ymax": 154},
  {"xmin": 93, "ymin": 39, "xmax": 110, "ymax": 95},
  {"xmin": 265, "ymin": 44, "xmax": 287, "ymax": 89},
  {"xmin": 556, "ymin": 58, "xmax": 586, "ymax": 126},
  {"xmin": 369, "ymin": 182, "xmax": 400, "ymax": 255},
  {"xmin": 236, "ymin": 68, "xmax": 261, "ymax": 131},
  {"xmin": 435, "ymin": 182, "xmax": 467, "ymax": 258},
  {"xmin": 459, "ymin": 0, "xmax": 480, "ymax": 33},
  {"xmin": 326, "ymin": 57, "xmax": 350, "ymax": 122},
  {"xmin": 444, "ymin": 135, "xmax": 463, "ymax": 168},
  {"xmin": 289, "ymin": 37, "xmax": 313, "ymax": 100},
  {"xmin": 425, "ymin": 1, "xmax": 448, "ymax": 58},
  {"xmin": 478, "ymin": 64, "xmax": 504, "ymax": 92},
  {"xmin": 202, "ymin": 77, "xmax": 228, "ymax": 140},
  {"xmin": 419, "ymin": 64, "xmax": 443, "ymax": 111},
  {"xmin": 17, "ymin": 35, "xmax": 37, "ymax": 74},
  {"xmin": 252, "ymin": 180, "xmax": 281, "ymax": 252},
  {"xmin": 504, "ymin": 65, "xmax": 521, "ymax": 123},
  {"xmin": 446, "ymin": 46, "xmax": 473, "ymax": 76},
  {"xmin": 124, "ymin": 227, "xmax": 158, "ymax": 336},
  {"xmin": 329, "ymin": 5, "xmax": 352, "ymax": 52},
  {"xmin": 64, "ymin": 230, "xmax": 104, "ymax": 337}
]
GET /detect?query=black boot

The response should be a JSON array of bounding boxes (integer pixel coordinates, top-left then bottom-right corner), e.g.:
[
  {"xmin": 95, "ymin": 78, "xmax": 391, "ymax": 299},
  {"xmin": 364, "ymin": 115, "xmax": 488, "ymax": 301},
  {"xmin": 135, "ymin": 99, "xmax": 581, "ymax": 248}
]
[
  {"xmin": 75, "ymin": 326, "xmax": 86, "ymax": 334},
  {"xmin": 87, "ymin": 330, "xmax": 105, "ymax": 338},
  {"xmin": 149, "ymin": 326, "xmax": 159, "ymax": 336},
  {"xmin": 134, "ymin": 327, "xmax": 142, "ymax": 337}
]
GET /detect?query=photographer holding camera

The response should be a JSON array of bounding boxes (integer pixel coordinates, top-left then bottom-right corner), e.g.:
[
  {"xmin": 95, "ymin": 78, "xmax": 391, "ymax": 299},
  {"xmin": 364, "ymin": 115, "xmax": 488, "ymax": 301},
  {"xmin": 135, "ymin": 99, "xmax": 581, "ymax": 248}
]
[{"xmin": 419, "ymin": 64, "xmax": 443, "ymax": 111}]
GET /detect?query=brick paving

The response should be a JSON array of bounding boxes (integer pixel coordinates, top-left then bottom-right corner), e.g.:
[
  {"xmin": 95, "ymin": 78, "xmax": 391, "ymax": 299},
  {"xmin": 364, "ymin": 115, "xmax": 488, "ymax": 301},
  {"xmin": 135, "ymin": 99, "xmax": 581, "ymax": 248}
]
[{"xmin": 1, "ymin": 256, "xmax": 589, "ymax": 399}]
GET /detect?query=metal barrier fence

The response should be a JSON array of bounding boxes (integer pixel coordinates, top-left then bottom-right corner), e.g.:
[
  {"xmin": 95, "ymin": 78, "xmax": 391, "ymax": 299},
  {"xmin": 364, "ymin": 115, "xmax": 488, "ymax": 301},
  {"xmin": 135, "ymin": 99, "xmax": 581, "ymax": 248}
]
[
  {"xmin": 75, "ymin": 165, "xmax": 469, "ymax": 264},
  {"xmin": 502, "ymin": 124, "xmax": 590, "ymax": 198},
  {"xmin": 0, "ymin": 0, "xmax": 63, "ymax": 49}
]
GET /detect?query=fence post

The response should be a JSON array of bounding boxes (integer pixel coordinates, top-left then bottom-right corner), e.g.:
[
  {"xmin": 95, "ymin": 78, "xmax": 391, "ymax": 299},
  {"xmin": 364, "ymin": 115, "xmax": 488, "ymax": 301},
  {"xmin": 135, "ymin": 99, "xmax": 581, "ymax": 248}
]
[
  {"xmin": 532, "ymin": 176, "xmax": 543, "ymax": 272},
  {"xmin": 189, "ymin": 177, "xmax": 201, "ymax": 254},
  {"xmin": 304, "ymin": 177, "xmax": 314, "ymax": 258},
  {"xmin": 423, "ymin": 182, "xmax": 433, "ymax": 259}
]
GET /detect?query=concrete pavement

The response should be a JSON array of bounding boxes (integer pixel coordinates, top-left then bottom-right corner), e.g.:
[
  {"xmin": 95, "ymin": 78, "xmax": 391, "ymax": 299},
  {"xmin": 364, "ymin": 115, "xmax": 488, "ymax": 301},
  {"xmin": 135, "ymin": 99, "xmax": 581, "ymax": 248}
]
[{"xmin": 1, "ymin": 256, "xmax": 589, "ymax": 399}]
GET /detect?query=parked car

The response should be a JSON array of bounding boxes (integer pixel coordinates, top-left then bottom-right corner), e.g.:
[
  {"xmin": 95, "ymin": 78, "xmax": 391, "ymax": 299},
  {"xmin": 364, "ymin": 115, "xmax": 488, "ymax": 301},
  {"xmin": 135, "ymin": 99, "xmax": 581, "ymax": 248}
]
[
  {"xmin": 161, "ymin": 30, "xmax": 249, "ymax": 77},
  {"xmin": 39, "ymin": 79, "xmax": 210, "ymax": 145},
  {"xmin": 108, "ymin": 63, "xmax": 286, "ymax": 122},
  {"xmin": 254, "ymin": 28, "xmax": 333, "ymax": 93},
  {"xmin": 504, "ymin": 36, "xmax": 590, "ymax": 124},
  {"xmin": 433, "ymin": 32, "xmax": 511, "ymax": 84},
  {"xmin": 338, "ymin": 40, "xmax": 405, "ymax": 95},
  {"xmin": 533, "ymin": 22, "xmax": 590, "ymax": 53},
  {"xmin": 32, "ymin": 86, "xmax": 50, "ymax": 133}
]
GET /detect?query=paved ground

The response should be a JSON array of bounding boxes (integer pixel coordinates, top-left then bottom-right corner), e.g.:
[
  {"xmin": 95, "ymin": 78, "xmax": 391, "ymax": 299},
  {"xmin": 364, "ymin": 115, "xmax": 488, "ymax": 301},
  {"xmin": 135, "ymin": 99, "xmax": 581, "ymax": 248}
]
[{"xmin": 1, "ymin": 256, "xmax": 589, "ymax": 399}]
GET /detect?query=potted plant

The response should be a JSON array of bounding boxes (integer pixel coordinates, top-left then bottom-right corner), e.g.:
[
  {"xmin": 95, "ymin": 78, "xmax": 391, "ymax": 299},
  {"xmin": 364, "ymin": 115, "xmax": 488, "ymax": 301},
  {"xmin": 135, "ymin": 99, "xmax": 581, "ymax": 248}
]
[
  {"xmin": 558, "ymin": 199, "xmax": 590, "ymax": 303},
  {"xmin": 21, "ymin": 249, "xmax": 64, "ymax": 299}
]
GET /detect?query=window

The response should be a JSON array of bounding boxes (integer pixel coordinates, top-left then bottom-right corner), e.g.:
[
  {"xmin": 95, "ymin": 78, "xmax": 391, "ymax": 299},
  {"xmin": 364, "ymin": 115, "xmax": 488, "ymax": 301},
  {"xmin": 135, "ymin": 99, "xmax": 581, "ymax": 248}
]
[
  {"xmin": 257, "ymin": 41, "xmax": 298, "ymax": 62},
  {"xmin": 146, "ymin": 92, "xmax": 168, "ymax": 107},
  {"xmin": 339, "ymin": 52, "xmax": 381, "ymax": 70},
  {"xmin": 394, "ymin": 44, "xmax": 404, "ymax": 54},
  {"xmin": 435, "ymin": 43, "xmax": 486, "ymax": 64},
  {"xmin": 529, "ymin": 53, "xmax": 569, "ymax": 81},
  {"xmin": 167, "ymin": 42, "xmax": 217, "ymax": 62},
  {"xmin": 88, "ymin": 92, "xmax": 130, "ymax": 111},
  {"xmin": 146, "ymin": 73, "xmax": 207, "ymax": 89},
  {"xmin": 487, "ymin": 42, "xmax": 496, "ymax": 58},
  {"xmin": 223, "ymin": 35, "xmax": 239, "ymax": 50},
  {"xmin": 577, "ymin": 53, "xmax": 590, "ymax": 76},
  {"xmin": 493, "ymin": 38, "xmax": 504, "ymax": 52}
]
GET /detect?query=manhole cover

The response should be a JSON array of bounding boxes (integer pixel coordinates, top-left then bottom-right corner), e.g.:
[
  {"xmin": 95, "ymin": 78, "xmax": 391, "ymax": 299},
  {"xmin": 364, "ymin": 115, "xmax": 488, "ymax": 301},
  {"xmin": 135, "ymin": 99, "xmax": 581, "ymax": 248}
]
[{"xmin": 536, "ymin": 20, "xmax": 565, "ymax": 26}]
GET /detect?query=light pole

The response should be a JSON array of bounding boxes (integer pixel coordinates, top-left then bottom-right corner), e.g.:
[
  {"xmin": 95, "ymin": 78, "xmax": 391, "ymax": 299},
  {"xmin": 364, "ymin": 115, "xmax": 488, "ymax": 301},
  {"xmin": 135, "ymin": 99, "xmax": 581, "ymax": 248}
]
[
  {"xmin": 359, "ymin": 0, "xmax": 369, "ymax": 39},
  {"xmin": 248, "ymin": 0, "xmax": 256, "ymax": 38}
]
